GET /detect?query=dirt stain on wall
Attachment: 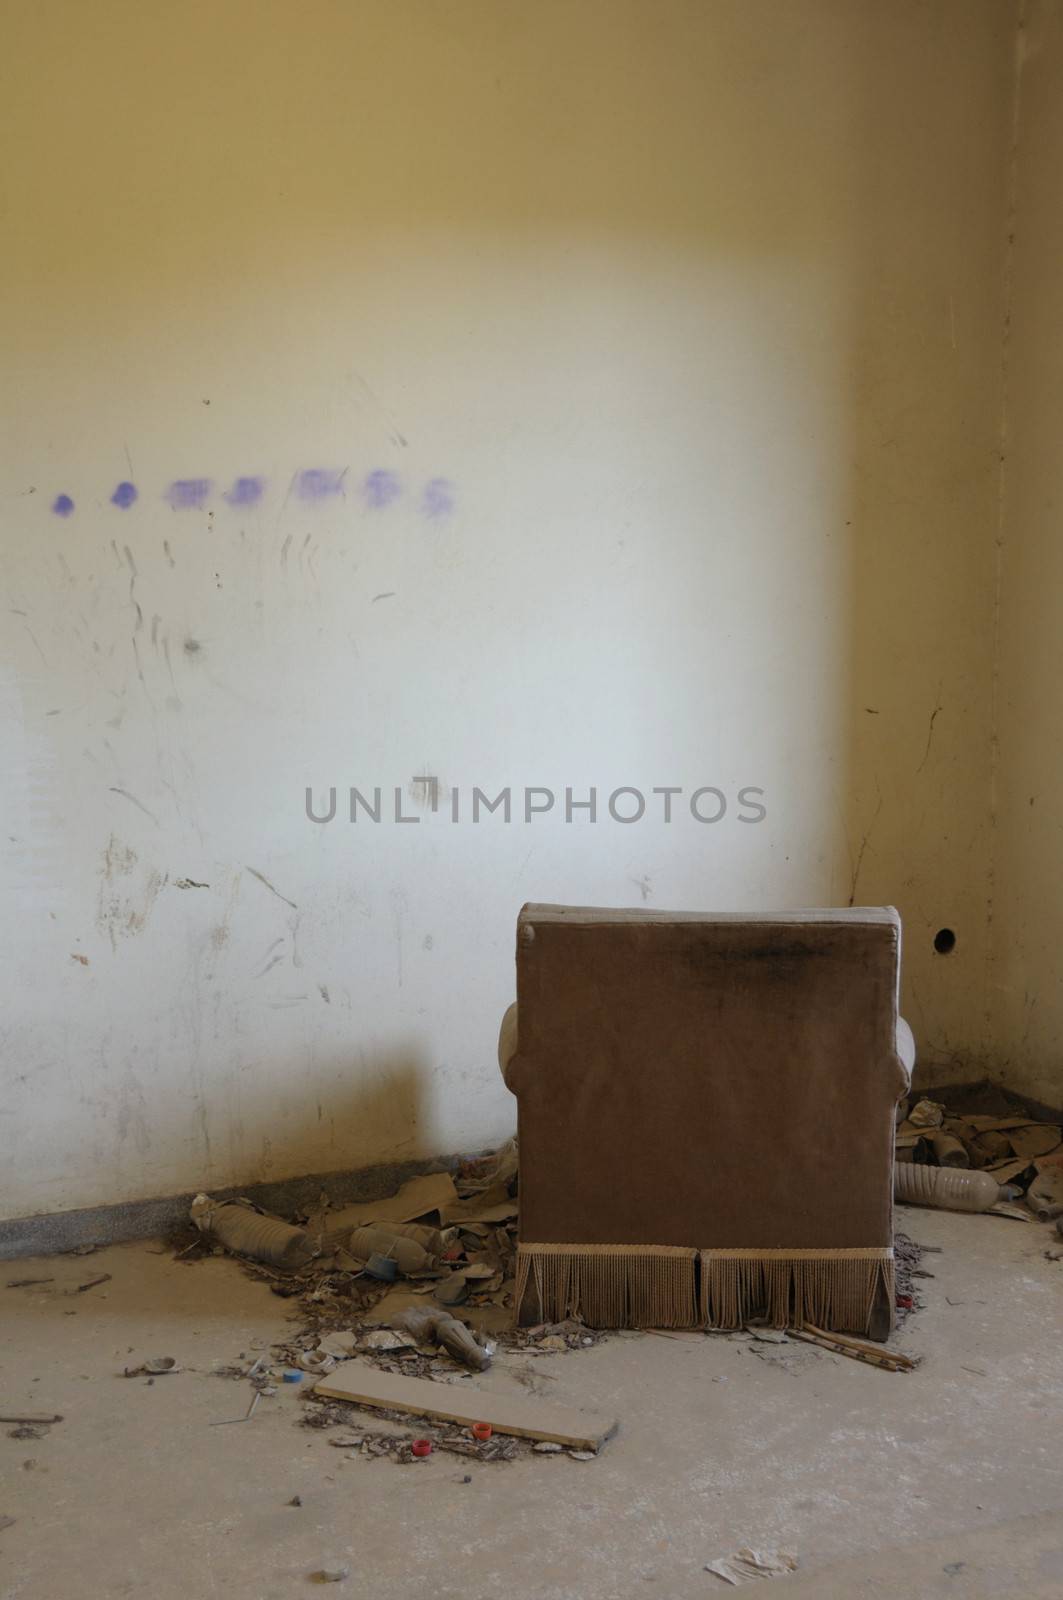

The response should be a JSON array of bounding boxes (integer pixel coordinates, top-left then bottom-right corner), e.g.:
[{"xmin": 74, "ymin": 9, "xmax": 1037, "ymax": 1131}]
[{"xmin": 96, "ymin": 835, "xmax": 166, "ymax": 950}]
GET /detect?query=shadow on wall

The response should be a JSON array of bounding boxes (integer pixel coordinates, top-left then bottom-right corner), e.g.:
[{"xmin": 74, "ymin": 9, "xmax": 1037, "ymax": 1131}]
[
  {"xmin": 220, "ymin": 1047, "xmax": 434, "ymax": 1196},
  {"xmin": 839, "ymin": 5, "xmax": 1012, "ymax": 1083},
  {"xmin": 0, "ymin": 1043, "xmax": 455, "ymax": 1258}
]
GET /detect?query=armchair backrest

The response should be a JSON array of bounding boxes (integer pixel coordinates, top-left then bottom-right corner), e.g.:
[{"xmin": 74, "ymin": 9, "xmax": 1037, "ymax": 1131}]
[{"xmin": 503, "ymin": 904, "xmax": 907, "ymax": 1333}]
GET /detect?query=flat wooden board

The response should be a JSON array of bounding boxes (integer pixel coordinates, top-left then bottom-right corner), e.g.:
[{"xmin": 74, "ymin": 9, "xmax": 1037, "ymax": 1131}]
[{"xmin": 314, "ymin": 1362, "xmax": 617, "ymax": 1451}]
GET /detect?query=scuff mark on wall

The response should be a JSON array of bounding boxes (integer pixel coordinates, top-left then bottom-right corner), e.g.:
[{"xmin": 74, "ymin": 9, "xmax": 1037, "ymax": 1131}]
[
  {"xmin": 114, "ymin": 1065, "xmax": 152, "ymax": 1157},
  {"xmin": 96, "ymin": 836, "xmax": 166, "ymax": 949},
  {"xmin": 916, "ymin": 690, "xmax": 945, "ymax": 774},
  {"xmin": 848, "ymin": 791, "xmax": 884, "ymax": 908},
  {"xmin": 109, "ymin": 787, "xmax": 158, "ymax": 825},
  {"xmin": 246, "ymin": 866, "xmax": 298, "ymax": 909},
  {"xmin": 205, "ymin": 871, "xmax": 243, "ymax": 972}
]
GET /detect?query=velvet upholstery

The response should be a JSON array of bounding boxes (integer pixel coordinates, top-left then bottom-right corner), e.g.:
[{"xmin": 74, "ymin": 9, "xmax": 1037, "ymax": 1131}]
[{"xmin": 501, "ymin": 905, "xmax": 909, "ymax": 1333}]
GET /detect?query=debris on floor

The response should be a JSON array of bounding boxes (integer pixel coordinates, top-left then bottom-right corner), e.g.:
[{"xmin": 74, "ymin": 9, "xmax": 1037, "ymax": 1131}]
[
  {"xmin": 895, "ymin": 1163, "xmax": 1003, "ymax": 1214},
  {"xmin": 317, "ymin": 1171, "xmax": 460, "ymax": 1243},
  {"xmin": 153, "ymin": 1101, "xmax": 1059, "ymax": 1440},
  {"xmin": 893, "ymin": 1231, "xmax": 925, "ymax": 1325},
  {"xmin": 786, "ymin": 1324, "xmax": 916, "ymax": 1372},
  {"xmin": 75, "ymin": 1273, "xmax": 112, "ymax": 1293},
  {"xmin": 392, "ymin": 1305, "xmax": 493, "ymax": 1370},
  {"xmin": 896, "ymin": 1089, "xmax": 1061, "ymax": 1222},
  {"xmin": 313, "ymin": 1359, "xmax": 618, "ymax": 1451},
  {"xmin": 177, "ymin": 1152, "xmax": 521, "ymax": 1347},
  {"xmin": 190, "ymin": 1194, "xmax": 315, "ymax": 1270},
  {"xmin": 703, "ymin": 1547, "xmax": 799, "ymax": 1585},
  {"xmin": 211, "ymin": 1390, "xmax": 261, "ymax": 1426},
  {"xmin": 123, "ymin": 1356, "xmax": 179, "ymax": 1377},
  {"xmin": 169, "ymin": 1136, "xmax": 930, "ymax": 1412},
  {"xmin": 171, "ymin": 1142, "xmax": 590, "ymax": 1400},
  {"xmin": 314, "ymin": 1406, "xmax": 544, "ymax": 1463},
  {"xmin": 1027, "ymin": 1165, "xmax": 1063, "ymax": 1220}
]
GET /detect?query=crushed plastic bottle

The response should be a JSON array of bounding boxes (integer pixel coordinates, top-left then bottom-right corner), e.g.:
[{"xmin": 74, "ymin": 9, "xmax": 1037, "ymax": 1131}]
[
  {"xmin": 190, "ymin": 1194, "xmax": 314, "ymax": 1269},
  {"xmin": 894, "ymin": 1162, "xmax": 1001, "ymax": 1213}
]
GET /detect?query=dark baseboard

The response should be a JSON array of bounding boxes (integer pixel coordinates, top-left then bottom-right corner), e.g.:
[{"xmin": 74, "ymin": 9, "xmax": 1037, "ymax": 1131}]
[
  {"xmin": 918, "ymin": 1076, "xmax": 1063, "ymax": 1125},
  {"xmin": 0, "ymin": 1154, "xmax": 461, "ymax": 1260},
  {"xmin": 6, "ymin": 1075, "xmax": 1059, "ymax": 1260}
]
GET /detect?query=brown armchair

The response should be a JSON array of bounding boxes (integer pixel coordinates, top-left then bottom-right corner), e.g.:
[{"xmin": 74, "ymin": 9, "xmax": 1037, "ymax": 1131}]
[{"xmin": 500, "ymin": 905, "xmax": 910, "ymax": 1336}]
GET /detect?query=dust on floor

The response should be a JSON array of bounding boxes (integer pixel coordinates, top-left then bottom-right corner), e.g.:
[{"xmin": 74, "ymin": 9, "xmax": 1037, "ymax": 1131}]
[{"xmin": 1, "ymin": 1205, "xmax": 1062, "ymax": 1600}]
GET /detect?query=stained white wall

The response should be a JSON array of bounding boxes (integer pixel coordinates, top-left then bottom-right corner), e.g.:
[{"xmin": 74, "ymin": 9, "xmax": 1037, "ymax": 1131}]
[
  {"xmin": 991, "ymin": 0, "xmax": 1063, "ymax": 1108},
  {"xmin": 1, "ymin": 1, "xmax": 1016, "ymax": 1220}
]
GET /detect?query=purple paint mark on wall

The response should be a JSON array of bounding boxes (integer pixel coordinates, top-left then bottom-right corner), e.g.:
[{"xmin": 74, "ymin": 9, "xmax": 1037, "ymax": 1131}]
[
  {"xmin": 165, "ymin": 478, "xmax": 212, "ymax": 509},
  {"xmin": 225, "ymin": 475, "xmax": 266, "ymax": 507},
  {"xmin": 111, "ymin": 481, "xmax": 138, "ymax": 509},
  {"xmin": 294, "ymin": 468, "xmax": 346, "ymax": 500},
  {"xmin": 52, "ymin": 494, "xmax": 75, "ymax": 517},
  {"xmin": 421, "ymin": 477, "xmax": 455, "ymax": 519},
  {"xmin": 363, "ymin": 469, "xmax": 401, "ymax": 509}
]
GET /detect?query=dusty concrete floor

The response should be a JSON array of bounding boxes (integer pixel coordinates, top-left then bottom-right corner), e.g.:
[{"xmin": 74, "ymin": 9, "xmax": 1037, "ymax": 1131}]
[{"xmin": 1, "ymin": 1205, "xmax": 1061, "ymax": 1599}]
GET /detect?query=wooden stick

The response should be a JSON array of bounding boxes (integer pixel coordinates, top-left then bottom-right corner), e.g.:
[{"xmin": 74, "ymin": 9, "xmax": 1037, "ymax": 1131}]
[
  {"xmin": 788, "ymin": 1325, "xmax": 899, "ymax": 1367},
  {"xmin": 210, "ymin": 1390, "xmax": 261, "ymax": 1426},
  {"xmin": 788, "ymin": 1324, "xmax": 915, "ymax": 1372},
  {"xmin": 0, "ymin": 1413, "xmax": 63, "ymax": 1425},
  {"xmin": 803, "ymin": 1323, "xmax": 908, "ymax": 1357}
]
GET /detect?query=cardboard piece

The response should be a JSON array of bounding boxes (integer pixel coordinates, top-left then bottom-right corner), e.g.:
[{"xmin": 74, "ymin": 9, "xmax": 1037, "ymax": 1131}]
[
  {"xmin": 362, "ymin": 1285, "xmax": 434, "ymax": 1322},
  {"xmin": 986, "ymin": 1157, "xmax": 1035, "ymax": 1186},
  {"xmin": 1007, "ymin": 1124, "xmax": 1061, "ymax": 1160},
  {"xmin": 314, "ymin": 1362, "xmax": 617, "ymax": 1450},
  {"xmin": 960, "ymin": 1115, "xmax": 1041, "ymax": 1131},
  {"xmin": 988, "ymin": 1200, "xmax": 1037, "ymax": 1222},
  {"xmin": 320, "ymin": 1173, "xmax": 459, "ymax": 1244},
  {"xmin": 364, "ymin": 1286, "xmax": 513, "ymax": 1337},
  {"xmin": 441, "ymin": 1196, "xmax": 519, "ymax": 1225}
]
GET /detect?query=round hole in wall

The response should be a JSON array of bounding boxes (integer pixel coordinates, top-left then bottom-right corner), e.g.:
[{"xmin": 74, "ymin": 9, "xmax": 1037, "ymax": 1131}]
[{"xmin": 933, "ymin": 927, "xmax": 957, "ymax": 955}]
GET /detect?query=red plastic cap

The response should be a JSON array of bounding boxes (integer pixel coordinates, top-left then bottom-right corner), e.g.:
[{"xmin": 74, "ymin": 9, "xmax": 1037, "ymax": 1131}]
[
  {"xmin": 471, "ymin": 1422, "xmax": 492, "ymax": 1441},
  {"xmin": 411, "ymin": 1439, "xmax": 433, "ymax": 1458}
]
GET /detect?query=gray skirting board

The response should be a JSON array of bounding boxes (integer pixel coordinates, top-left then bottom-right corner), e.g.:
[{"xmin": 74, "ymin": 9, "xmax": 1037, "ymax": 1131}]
[{"xmin": 0, "ymin": 1154, "xmax": 460, "ymax": 1260}]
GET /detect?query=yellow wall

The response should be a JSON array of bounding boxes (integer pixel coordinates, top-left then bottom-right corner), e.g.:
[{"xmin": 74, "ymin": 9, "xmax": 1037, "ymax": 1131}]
[
  {"xmin": 0, "ymin": 1, "xmax": 1018, "ymax": 1218},
  {"xmin": 991, "ymin": 0, "xmax": 1063, "ymax": 1108}
]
